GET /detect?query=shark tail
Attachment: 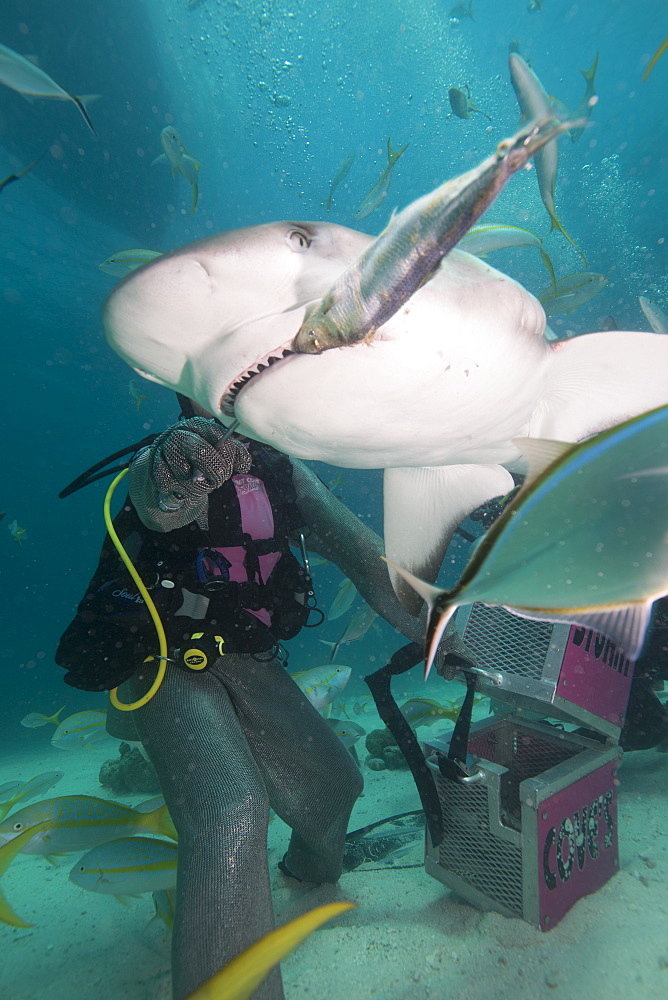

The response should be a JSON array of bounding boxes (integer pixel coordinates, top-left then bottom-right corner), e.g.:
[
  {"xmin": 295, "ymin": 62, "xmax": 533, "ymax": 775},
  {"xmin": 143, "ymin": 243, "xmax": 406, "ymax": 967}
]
[{"xmin": 71, "ymin": 94, "xmax": 99, "ymax": 136}]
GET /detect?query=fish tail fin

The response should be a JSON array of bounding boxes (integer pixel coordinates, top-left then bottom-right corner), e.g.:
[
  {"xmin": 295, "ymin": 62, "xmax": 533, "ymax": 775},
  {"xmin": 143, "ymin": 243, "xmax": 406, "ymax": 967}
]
[
  {"xmin": 72, "ymin": 94, "xmax": 99, "ymax": 136},
  {"xmin": 387, "ymin": 138, "xmax": 409, "ymax": 165},
  {"xmin": 149, "ymin": 804, "xmax": 178, "ymax": 841},
  {"xmin": 189, "ymin": 903, "xmax": 355, "ymax": 1000},
  {"xmin": 0, "ymin": 888, "xmax": 33, "ymax": 928},
  {"xmin": 642, "ymin": 39, "xmax": 668, "ymax": 82},
  {"xmin": 470, "ymin": 104, "xmax": 493, "ymax": 122},
  {"xmin": 190, "ymin": 181, "xmax": 199, "ymax": 215},
  {"xmin": 382, "ymin": 557, "xmax": 453, "ymax": 679},
  {"xmin": 538, "ymin": 244, "xmax": 557, "ymax": 292},
  {"xmin": 580, "ymin": 52, "xmax": 599, "ymax": 85},
  {"xmin": 548, "ymin": 209, "xmax": 588, "ymax": 267}
]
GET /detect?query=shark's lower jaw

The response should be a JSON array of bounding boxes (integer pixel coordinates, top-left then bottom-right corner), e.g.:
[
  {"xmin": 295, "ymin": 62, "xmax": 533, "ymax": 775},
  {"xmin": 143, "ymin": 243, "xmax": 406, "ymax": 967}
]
[{"xmin": 221, "ymin": 345, "xmax": 295, "ymax": 417}]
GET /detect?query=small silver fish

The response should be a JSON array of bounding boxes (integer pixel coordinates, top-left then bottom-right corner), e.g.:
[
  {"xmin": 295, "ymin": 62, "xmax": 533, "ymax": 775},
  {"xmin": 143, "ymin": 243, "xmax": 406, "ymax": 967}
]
[
  {"xmin": 355, "ymin": 139, "xmax": 409, "ymax": 221},
  {"xmin": 99, "ymin": 249, "xmax": 163, "ymax": 277},
  {"xmin": 70, "ymin": 836, "xmax": 177, "ymax": 895},
  {"xmin": 0, "ymin": 41, "xmax": 97, "ymax": 134},
  {"xmin": 570, "ymin": 54, "xmax": 599, "ymax": 142},
  {"xmin": 325, "ymin": 153, "xmax": 356, "ymax": 211},
  {"xmin": 449, "ymin": 1, "xmax": 474, "ymax": 20},
  {"xmin": 0, "ymin": 150, "xmax": 46, "ymax": 196},
  {"xmin": 639, "ymin": 296, "xmax": 668, "ymax": 335},
  {"xmin": 153, "ymin": 126, "xmax": 201, "ymax": 215},
  {"xmin": 448, "ymin": 86, "xmax": 492, "ymax": 122},
  {"xmin": 294, "ymin": 116, "xmax": 577, "ymax": 356},
  {"xmin": 538, "ymin": 272, "xmax": 608, "ymax": 315},
  {"xmin": 327, "ymin": 719, "xmax": 365, "ymax": 749}
]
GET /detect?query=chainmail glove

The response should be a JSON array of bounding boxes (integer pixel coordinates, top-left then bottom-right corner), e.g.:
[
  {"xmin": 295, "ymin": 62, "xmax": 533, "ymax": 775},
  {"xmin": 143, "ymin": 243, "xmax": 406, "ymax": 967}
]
[{"xmin": 129, "ymin": 417, "xmax": 252, "ymax": 531}]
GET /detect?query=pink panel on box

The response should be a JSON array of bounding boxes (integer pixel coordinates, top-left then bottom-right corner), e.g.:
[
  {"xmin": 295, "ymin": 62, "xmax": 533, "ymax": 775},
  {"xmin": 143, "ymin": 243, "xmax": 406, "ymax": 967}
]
[
  {"xmin": 536, "ymin": 759, "xmax": 619, "ymax": 930},
  {"xmin": 558, "ymin": 626, "xmax": 634, "ymax": 726}
]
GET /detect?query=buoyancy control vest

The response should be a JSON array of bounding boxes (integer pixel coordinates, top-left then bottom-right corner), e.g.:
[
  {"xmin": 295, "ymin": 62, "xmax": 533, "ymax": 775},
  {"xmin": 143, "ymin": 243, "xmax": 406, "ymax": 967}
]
[{"xmin": 56, "ymin": 443, "xmax": 314, "ymax": 692}]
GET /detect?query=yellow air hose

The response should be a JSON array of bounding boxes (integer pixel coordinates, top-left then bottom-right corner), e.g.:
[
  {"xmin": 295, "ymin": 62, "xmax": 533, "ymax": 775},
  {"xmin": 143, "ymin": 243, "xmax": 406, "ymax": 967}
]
[{"xmin": 104, "ymin": 468, "xmax": 168, "ymax": 711}]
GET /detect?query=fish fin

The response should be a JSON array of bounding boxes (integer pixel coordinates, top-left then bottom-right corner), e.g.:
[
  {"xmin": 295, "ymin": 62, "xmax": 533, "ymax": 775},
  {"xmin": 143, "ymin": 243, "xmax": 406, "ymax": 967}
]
[
  {"xmin": 505, "ymin": 601, "xmax": 654, "ymax": 661},
  {"xmin": 190, "ymin": 181, "xmax": 199, "ymax": 215},
  {"xmin": 187, "ymin": 902, "xmax": 355, "ymax": 1000},
  {"xmin": 185, "ymin": 155, "xmax": 201, "ymax": 173},
  {"xmin": 0, "ymin": 826, "xmax": 51, "ymax": 927},
  {"xmin": 382, "ymin": 465, "xmax": 515, "ymax": 613},
  {"xmin": 538, "ymin": 245, "xmax": 557, "ymax": 291},
  {"xmin": 382, "ymin": 557, "xmax": 453, "ymax": 678},
  {"xmin": 71, "ymin": 94, "xmax": 98, "ymax": 136},
  {"xmin": 387, "ymin": 138, "xmax": 409, "ymax": 165},
  {"xmin": 535, "ymin": 331, "xmax": 668, "ymax": 442},
  {"xmin": 580, "ymin": 52, "xmax": 599, "ymax": 85},
  {"xmin": 512, "ymin": 436, "xmax": 572, "ymax": 485},
  {"xmin": 470, "ymin": 104, "xmax": 493, "ymax": 122},
  {"xmin": 548, "ymin": 208, "xmax": 587, "ymax": 267},
  {"xmin": 152, "ymin": 153, "xmax": 168, "ymax": 167},
  {"xmin": 0, "ymin": 890, "xmax": 33, "ymax": 928}
]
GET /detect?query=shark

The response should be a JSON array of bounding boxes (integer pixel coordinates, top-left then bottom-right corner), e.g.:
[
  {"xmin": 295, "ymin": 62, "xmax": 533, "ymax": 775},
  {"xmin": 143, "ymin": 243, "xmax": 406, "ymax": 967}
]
[{"xmin": 102, "ymin": 219, "xmax": 668, "ymax": 613}]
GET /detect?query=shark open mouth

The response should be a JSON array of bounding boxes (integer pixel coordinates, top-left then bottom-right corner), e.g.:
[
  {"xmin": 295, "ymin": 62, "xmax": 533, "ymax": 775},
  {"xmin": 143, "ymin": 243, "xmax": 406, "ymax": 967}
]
[{"xmin": 221, "ymin": 345, "xmax": 295, "ymax": 417}]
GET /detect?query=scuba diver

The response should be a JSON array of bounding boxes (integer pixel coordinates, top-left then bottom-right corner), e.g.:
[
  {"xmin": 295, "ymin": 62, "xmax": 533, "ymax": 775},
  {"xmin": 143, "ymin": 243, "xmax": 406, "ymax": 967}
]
[{"xmin": 56, "ymin": 395, "xmax": 474, "ymax": 1000}]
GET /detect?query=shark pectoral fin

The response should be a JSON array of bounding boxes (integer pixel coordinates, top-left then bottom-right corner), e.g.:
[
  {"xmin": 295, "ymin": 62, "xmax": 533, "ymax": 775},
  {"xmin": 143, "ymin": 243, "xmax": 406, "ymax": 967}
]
[
  {"xmin": 535, "ymin": 331, "xmax": 668, "ymax": 442},
  {"xmin": 383, "ymin": 464, "xmax": 515, "ymax": 614}
]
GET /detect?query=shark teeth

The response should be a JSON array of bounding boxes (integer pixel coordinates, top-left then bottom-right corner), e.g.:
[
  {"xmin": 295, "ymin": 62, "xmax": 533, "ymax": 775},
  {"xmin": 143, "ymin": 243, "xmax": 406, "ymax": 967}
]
[{"xmin": 221, "ymin": 347, "xmax": 294, "ymax": 416}]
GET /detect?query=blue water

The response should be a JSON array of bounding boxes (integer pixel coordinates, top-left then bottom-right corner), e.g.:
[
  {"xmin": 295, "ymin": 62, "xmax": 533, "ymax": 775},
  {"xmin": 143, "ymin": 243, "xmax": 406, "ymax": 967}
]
[
  {"xmin": 1, "ymin": 0, "xmax": 666, "ymax": 731},
  {"xmin": 0, "ymin": 4, "xmax": 666, "ymax": 989}
]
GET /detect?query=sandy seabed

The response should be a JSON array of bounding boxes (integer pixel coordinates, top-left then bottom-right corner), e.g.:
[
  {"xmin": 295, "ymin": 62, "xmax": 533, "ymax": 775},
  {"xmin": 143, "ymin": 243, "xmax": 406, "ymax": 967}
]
[{"xmin": 2, "ymin": 731, "xmax": 668, "ymax": 1000}]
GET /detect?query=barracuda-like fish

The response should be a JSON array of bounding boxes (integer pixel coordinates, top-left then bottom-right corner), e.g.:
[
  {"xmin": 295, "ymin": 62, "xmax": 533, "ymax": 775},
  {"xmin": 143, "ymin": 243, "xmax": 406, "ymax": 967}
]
[{"xmin": 293, "ymin": 117, "xmax": 576, "ymax": 356}]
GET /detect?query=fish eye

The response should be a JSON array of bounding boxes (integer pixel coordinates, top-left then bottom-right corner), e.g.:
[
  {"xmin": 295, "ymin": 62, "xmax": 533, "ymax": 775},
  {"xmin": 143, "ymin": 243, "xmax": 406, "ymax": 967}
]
[
  {"xmin": 286, "ymin": 228, "xmax": 311, "ymax": 252},
  {"xmin": 12, "ymin": 822, "xmax": 24, "ymax": 832}
]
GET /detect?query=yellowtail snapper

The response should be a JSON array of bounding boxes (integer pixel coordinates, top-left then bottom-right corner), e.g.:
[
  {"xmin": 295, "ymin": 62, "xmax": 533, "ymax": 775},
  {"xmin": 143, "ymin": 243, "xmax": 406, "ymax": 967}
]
[
  {"xmin": 293, "ymin": 116, "xmax": 580, "ymax": 356},
  {"xmin": 387, "ymin": 405, "xmax": 668, "ymax": 678},
  {"xmin": 0, "ymin": 794, "xmax": 176, "ymax": 854},
  {"xmin": 70, "ymin": 836, "xmax": 178, "ymax": 895}
]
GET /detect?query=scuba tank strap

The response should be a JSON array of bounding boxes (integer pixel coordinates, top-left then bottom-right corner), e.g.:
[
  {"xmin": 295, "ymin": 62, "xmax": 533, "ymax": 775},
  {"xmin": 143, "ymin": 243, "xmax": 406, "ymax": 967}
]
[{"xmin": 365, "ymin": 643, "xmax": 444, "ymax": 849}]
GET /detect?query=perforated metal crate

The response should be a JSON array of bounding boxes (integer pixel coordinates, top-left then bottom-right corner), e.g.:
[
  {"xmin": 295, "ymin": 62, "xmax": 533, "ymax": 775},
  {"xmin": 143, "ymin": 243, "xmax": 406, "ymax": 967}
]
[
  {"xmin": 456, "ymin": 604, "xmax": 634, "ymax": 738},
  {"xmin": 424, "ymin": 716, "xmax": 622, "ymax": 930}
]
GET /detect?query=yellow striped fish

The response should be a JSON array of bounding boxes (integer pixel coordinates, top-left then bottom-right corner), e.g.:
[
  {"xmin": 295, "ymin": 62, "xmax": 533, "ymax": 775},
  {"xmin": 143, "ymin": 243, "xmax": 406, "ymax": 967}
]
[
  {"xmin": 458, "ymin": 223, "xmax": 556, "ymax": 288},
  {"xmin": 0, "ymin": 771, "xmax": 64, "ymax": 822},
  {"xmin": 187, "ymin": 902, "xmax": 355, "ymax": 1000},
  {"xmin": 0, "ymin": 822, "xmax": 52, "ymax": 926},
  {"xmin": 51, "ymin": 710, "xmax": 109, "ymax": 749},
  {"xmin": 0, "ymin": 794, "xmax": 176, "ymax": 854},
  {"xmin": 538, "ymin": 271, "xmax": 608, "ymax": 316},
  {"xmin": 70, "ymin": 836, "xmax": 177, "ymax": 895},
  {"xmin": 99, "ymin": 249, "xmax": 163, "ymax": 277}
]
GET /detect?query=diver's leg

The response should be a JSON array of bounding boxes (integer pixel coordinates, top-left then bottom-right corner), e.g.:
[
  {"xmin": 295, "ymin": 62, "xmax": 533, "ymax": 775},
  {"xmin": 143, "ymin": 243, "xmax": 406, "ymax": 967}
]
[
  {"xmin": 221, "ymin": 654, "xmax": 364, "ymax": 882},
  {"xmin": 126, "ymin": 661, "xmax": 283, "ymax": 1000}
]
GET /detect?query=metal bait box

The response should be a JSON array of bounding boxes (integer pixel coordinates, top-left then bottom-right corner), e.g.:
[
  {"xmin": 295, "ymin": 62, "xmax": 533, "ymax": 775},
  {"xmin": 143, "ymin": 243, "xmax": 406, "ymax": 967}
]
[{"xmin": 423, "ymin": 603, "xmax": 631, "ymax": 930}]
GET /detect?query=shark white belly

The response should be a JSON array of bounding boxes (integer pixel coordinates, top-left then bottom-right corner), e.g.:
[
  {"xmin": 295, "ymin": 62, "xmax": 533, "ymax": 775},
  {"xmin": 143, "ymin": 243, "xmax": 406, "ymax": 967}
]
[{"xmin": 103, "ymin": 219, "xmax": 668, "ymax": 610}]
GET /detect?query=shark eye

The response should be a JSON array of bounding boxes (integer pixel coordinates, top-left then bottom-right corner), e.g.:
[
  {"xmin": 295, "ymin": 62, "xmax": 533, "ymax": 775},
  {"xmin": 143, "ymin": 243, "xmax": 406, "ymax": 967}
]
[{"xmin": 286, "ymin": 228, "xmax": 311, "ymax": 252}]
